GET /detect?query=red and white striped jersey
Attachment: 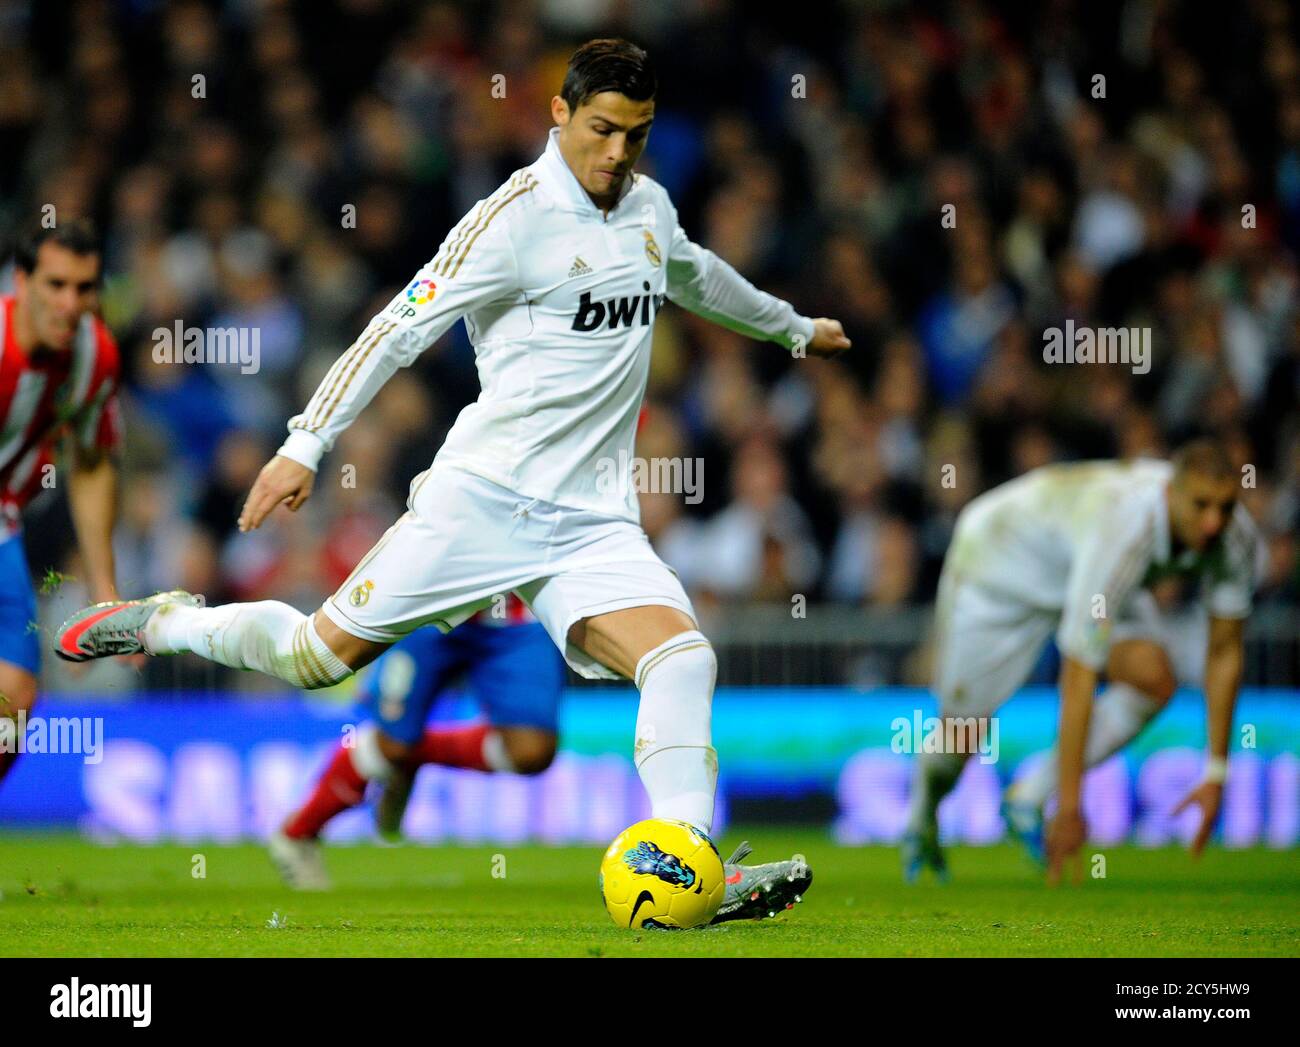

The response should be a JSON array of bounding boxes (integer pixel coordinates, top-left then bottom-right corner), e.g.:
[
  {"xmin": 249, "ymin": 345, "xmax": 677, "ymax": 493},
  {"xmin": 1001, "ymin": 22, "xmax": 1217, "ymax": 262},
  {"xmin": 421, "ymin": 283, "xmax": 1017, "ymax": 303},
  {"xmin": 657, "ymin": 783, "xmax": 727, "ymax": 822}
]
[{"xmin": 0, "ymin": 295, "xmax": 122, "ymax": 537}]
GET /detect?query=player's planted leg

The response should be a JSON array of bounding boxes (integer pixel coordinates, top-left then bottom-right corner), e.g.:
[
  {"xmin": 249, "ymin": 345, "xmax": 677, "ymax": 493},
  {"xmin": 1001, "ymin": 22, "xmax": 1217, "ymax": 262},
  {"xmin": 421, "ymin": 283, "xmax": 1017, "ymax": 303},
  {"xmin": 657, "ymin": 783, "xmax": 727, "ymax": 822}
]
[
  {"xmin": 630, "ymin": 630, "xmax": 720, "ymax": 833},
  {"xmin": 902, "ymin": 747, "xmax": 967, "ymax": 882},
  {"xmin": 268, "ymin": 829, "xmax": 331, "ymax": 891},
  {"xmin": 574, "ymin": 605, "xmax": 815, "ymax": 922},
  {"xmin": 272, "ymin": 723, "xmax": 396, "ymax": 888}
]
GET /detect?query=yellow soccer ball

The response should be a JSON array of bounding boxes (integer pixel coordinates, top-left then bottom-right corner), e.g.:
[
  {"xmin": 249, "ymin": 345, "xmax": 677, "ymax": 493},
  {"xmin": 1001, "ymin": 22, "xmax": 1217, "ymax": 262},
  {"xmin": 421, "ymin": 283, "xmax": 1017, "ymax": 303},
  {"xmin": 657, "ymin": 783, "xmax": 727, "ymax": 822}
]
[{"xmin": 599, "ymin": 818, "xmax": 725, "ymax": 929}]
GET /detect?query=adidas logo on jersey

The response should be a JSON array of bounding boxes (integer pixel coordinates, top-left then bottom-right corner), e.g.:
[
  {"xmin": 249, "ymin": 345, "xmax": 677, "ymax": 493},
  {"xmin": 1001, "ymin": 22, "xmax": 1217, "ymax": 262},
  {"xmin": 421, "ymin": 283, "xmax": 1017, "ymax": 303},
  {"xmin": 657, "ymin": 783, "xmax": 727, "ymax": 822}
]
[
  {"xmin": 571, "ymin": 282, "xmax": 667, "ymax": 332},
  {"xmin": 568, "ymin": 256, "xmax": 593, "ymax": 278}
]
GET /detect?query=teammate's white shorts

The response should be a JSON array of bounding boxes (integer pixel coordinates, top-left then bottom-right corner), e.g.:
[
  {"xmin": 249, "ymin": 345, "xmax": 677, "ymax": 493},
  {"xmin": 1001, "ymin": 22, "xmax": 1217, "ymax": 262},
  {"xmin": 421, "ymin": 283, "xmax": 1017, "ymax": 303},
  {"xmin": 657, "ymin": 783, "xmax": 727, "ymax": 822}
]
[
  {"xmin": 932, "ymin": 568, "xmax": 1186, "ymax": 718},
  {"xmin": 932, "ymin": 566, "xmax": 1057, "ymax": 719},
  {"xmin": 320, "ymin": 464, "xmax": 697, "ymax": 680}
]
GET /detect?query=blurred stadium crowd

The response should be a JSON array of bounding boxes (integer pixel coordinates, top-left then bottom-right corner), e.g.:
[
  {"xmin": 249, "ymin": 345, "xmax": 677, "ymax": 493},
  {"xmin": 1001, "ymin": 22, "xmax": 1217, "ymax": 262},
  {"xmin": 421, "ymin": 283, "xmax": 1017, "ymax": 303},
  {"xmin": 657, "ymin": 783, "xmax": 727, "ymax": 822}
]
[{"xmin": 0, "ymin": 0, "xmax": 1297, "ymax": 692}]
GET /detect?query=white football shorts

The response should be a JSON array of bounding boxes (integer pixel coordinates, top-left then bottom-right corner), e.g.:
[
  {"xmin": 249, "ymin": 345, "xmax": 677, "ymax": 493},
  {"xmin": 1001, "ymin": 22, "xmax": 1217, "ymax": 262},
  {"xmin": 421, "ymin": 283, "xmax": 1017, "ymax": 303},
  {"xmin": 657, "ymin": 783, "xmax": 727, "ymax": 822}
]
[
  {"xmin": 931, "ymin": 564, "xmax": 1058, "ymax": 718},
  {"xmin": 320, "ymin": 464, "xmax": 697, "ymax": 680}
]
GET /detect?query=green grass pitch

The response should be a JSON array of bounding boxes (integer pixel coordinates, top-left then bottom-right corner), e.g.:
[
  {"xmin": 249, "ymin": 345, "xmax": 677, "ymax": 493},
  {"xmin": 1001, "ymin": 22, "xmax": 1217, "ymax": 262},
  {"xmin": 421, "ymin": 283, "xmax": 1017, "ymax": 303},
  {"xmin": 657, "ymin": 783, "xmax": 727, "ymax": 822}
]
[{"xmin": 2, "ymin": 831, "xmax": 1296, "ymax": 957}]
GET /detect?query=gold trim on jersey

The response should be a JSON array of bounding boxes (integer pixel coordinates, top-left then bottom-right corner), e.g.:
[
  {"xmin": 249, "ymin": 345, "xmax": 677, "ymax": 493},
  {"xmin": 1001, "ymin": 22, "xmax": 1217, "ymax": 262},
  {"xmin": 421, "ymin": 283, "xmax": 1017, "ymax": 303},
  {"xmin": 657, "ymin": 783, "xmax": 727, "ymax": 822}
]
[
  {"xmin": 300, "ymin": 319, "xmax": 396, "ymax": 434},
  {"xmin": 431, "ymin": 171, "xmax": 526, "ymax": 275},
  {"xmin": 409, "ymin": 467, "xmax": 433, "ymax": 504},
  {"xmin": 291, "ymin": 174, "xmax": 536, "ymax": 440},
  {"xmin": 296, "ymin": 318, "xmax": 387, "ymax": 433},
  {"xmin": 435, "ymin": 173, "xmax": 536, "ymax": 279}
]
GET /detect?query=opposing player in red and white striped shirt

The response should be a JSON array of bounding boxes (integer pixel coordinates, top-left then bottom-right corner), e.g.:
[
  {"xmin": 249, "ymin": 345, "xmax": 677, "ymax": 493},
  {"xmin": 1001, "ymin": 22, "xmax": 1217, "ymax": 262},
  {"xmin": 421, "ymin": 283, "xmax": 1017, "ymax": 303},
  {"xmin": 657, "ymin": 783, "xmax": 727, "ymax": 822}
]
[{"xmin": 0, "ymin": 219, "xmax": 128, "ymax": 788}]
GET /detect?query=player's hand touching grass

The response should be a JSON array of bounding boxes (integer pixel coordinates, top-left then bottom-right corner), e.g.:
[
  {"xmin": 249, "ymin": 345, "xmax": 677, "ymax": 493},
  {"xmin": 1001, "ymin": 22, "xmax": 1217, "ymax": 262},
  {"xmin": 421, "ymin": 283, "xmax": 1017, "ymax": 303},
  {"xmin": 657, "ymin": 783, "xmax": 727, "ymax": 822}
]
[
  {"xmin": 1172, "ymin": 780, "xmax": 1223, "ymax": 858},
  {"xmin": 807, "ymin": 318, "xmax": 851, "ymax": 358},
  {"xmin": 238, "ymin": 455, "xmax": 315, "ymax": 532},
  {"xmin": 1046, "ymin": 807, "xmax": 1086, "ymax": 886}
]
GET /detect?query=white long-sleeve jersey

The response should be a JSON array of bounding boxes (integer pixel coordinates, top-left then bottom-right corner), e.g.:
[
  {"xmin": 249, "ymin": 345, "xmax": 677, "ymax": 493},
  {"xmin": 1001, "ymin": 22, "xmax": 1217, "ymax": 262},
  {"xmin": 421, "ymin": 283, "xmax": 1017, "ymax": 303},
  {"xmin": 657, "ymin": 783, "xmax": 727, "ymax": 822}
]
[
  {"xmin": 276, "ymin": 127, "xmax": 814, "ymax": 521},
  {"xmin": 945, "ymin": 459, "xmax": 1258, "ymax": 670}
]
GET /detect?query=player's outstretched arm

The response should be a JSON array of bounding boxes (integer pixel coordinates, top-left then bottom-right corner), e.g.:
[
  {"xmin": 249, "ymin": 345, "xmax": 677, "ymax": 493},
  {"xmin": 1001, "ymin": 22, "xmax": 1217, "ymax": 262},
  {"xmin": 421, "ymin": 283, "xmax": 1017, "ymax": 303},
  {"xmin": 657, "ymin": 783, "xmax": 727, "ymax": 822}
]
[
  {"xmin": 807, "ymin": 317, "xmax": 851, "ymax": 358},
  {"xmin": 664, "ymin": 208, "xmax": 850, "ymax": 359},
  {"xmin": 1047, "ymin": 654, "xmax": 1097, "ymax": 886},
  {"xmin": 238, "ymin": 454, "xmax": 316, "ymax": 533},
  {"xmin": 1172, "ymin": 615, "xmax": 1244, "ymax": 857},
  {"xmin": 1049, "ymin": 511, "xmax": 1157, "ymax": 880}
]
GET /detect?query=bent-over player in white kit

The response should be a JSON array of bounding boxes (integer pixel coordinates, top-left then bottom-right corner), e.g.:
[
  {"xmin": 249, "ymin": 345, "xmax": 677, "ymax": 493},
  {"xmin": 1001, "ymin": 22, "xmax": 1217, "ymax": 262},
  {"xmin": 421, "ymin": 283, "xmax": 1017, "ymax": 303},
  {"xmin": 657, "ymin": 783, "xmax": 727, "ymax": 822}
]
[
  {"xmin": 55, "ymin": 39, "xmax": 848, "ymax": 921},
  {"xmin": 903, "ymin": 440, "xmax": 1257, "ymax": 884}
]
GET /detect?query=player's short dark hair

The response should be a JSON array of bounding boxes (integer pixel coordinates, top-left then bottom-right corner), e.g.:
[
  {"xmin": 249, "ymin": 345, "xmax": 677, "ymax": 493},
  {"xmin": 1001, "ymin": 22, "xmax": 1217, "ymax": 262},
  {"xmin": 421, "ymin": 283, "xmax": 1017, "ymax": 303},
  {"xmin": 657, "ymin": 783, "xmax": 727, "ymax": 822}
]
[
  {"xmin": 561, "ymin": 38, "xmax": 656, "ymax": 111},
  {"xmin": 1172, "ymin": 438, "xmax": 1235, "ymax": 483},
  {"xmin": 12, "ymin": 218, "xmax": 102, "ymax": 274}
]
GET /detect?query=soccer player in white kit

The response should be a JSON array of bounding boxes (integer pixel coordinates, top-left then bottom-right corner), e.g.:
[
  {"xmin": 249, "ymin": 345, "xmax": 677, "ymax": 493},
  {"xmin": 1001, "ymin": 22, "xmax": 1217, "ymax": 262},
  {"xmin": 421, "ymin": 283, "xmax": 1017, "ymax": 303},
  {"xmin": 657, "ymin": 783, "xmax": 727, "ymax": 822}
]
[
  {"xmin": 902, "ymin": 440, "xmax": 1258, "ymax": 884},
  {"xmin": 55, "ymin": 39, "xmax": 849, "ymax": 921}
]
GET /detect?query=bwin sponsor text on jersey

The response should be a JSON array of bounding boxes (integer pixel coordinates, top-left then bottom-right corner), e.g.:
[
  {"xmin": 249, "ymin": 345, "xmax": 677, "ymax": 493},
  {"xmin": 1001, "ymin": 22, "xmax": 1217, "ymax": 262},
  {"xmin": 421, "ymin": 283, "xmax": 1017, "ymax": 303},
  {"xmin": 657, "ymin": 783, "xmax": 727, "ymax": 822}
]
[{"xmin": 571, "ymin": 283, "xmax": 667, "ymax": 331}]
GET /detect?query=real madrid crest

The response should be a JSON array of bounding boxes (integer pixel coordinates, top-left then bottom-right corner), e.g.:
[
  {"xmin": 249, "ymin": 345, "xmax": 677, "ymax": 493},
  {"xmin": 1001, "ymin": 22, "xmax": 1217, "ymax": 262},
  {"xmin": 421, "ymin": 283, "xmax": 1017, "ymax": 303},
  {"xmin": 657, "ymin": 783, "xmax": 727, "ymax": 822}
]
[
  {"xmin": 349, "ymin": 579, "xmax": 375, "ymax": 607},
  {"xmin": 643, "ymin": 230, "xmax": 661, "ymax": 267}
]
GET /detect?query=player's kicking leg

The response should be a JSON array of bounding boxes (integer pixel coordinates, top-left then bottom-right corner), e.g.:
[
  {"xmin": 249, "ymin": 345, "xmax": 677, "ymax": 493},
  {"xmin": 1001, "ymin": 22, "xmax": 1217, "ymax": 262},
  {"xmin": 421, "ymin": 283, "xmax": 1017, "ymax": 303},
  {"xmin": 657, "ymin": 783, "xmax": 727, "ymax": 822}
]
[
  {"xmin": 55, "ymin": 588, "xmax": 394, "ymax": 890},
  {"xmin": 563, "ymin": 604, "xmax": 811, "ymax": 922},
  {"xmin": 1002, "ymin": 637, "xmax": 1175, "ymax": 862},
  {"xmin": 55, "ymin": 589, "xmax": 388, "ymax": 685},
  {"xmin": 57, "ymin": 589, "xmax": 392, "ymax": 890}
]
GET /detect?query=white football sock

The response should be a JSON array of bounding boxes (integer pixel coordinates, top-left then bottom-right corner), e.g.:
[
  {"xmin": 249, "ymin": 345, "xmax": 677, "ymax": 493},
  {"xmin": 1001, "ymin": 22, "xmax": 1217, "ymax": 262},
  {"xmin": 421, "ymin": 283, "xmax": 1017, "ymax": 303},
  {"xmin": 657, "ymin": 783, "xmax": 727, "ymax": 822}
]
[
  {"xmin": 1013, "ymin": 682, "xmax": 1162, "ymax": 807},
  {"xmin": 144, "ymin": 600, "xmax": 353, "ymax": 689},
  {"xmin": 632, "ymin": 630, "xmax": 718, "ymax": 835},
  {"xmin": 906, "ymin": 748, "xmax": 966, "ymax": 833}
]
